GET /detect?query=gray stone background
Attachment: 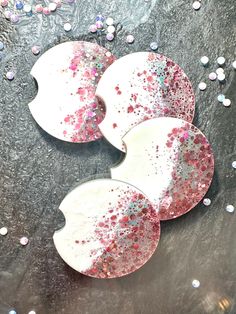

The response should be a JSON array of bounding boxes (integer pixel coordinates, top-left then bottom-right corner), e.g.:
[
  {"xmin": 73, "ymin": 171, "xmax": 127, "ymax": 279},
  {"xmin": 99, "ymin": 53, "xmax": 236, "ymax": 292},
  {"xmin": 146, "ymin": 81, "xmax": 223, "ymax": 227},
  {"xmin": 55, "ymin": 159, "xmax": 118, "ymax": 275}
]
[{"xmin": 0, "ymin": 0, "xmax": 236, "ymax": 313}]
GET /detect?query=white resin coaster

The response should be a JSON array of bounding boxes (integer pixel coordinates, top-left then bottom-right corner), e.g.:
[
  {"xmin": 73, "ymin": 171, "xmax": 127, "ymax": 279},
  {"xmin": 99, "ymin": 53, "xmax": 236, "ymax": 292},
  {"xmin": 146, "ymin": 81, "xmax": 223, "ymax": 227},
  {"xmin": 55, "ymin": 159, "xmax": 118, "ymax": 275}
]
[
  {"xmin": 96, "ymin": 52, "xmax": 195, "ymax": 151},
  {"xmin": 53, "ymin": 179, "xmax": 160, "ymax": 278},
  {"xmin": 111, "ymin": 117, "xmax": 214, "ymax": 220},
  {"xmin": 29, "ymin": 41, "xmax": 116, "ymax": 143}
]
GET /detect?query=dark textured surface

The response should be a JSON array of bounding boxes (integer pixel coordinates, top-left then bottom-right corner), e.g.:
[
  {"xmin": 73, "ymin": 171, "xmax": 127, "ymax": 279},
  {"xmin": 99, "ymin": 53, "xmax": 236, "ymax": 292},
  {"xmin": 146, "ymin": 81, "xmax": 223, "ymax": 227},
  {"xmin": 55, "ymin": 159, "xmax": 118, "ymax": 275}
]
[{"xmin": 0, "ymin": 0, "xmax": 236, "ymax": 313}]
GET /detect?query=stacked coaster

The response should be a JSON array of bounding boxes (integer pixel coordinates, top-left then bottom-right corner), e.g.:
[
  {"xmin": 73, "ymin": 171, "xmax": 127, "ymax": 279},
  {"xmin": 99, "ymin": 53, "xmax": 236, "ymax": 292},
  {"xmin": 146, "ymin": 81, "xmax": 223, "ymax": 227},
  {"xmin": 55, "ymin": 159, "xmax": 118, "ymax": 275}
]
[{"xmin": 29, "ymin": 42, "xmax": 214, "ymax": 278}]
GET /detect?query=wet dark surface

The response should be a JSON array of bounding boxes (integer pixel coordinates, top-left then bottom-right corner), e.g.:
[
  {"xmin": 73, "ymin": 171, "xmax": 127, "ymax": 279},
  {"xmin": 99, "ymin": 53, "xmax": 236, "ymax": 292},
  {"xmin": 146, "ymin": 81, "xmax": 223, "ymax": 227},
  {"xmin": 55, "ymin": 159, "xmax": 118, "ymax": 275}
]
[{"xmin": 0, "ymin": 0, "xmax": 236, "ymax": 313}]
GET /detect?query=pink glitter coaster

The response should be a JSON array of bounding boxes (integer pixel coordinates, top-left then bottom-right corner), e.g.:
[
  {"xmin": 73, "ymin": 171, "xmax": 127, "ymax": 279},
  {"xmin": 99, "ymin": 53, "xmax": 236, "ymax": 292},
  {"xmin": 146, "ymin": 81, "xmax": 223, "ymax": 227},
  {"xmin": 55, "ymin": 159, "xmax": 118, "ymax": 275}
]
[
  {"xmin": 96, "ymin": 52, "xmax": 195, "ymax": 151},
  {"xmin": 111, "ymin": 117, "xmax": 214, "ymax": 220},
  {"xmin": 53, "ymin": 179, "xmax": 160, "ymax": 278},
  {"xmin": 29, "ymin": 41, "xmax": 116, "ymax": 143}
]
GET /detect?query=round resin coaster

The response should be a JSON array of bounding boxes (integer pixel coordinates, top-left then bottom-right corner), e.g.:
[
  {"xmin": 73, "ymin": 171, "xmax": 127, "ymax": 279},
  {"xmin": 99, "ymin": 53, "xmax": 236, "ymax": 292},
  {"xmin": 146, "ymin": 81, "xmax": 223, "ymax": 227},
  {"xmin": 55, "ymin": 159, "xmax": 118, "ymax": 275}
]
[
  {"xmin": 111, "ymin": 117, "xmax": 214, "ymax": 220},
  {"xmin": 53, "ymin": 179, "xmax": 160, "ymax": 278},
  {"xmin": 96, "ymin": 52, "xmax": 195, "ymax": 151},
  {"xmin": 29, "ymin": 41, "xmax": 116, "ymax": 143}
]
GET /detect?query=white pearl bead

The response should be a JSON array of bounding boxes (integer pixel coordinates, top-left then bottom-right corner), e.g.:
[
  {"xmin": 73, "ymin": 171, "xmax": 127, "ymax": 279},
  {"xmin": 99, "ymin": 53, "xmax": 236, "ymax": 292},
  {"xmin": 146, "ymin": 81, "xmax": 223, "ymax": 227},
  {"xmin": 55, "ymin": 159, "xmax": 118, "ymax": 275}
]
[
  {"xmin": 223, "ymin": 99, "xmax": 231, "ymax": 107},
  {"xmin": 200, "ymin": 56, "xmax": 209, "ymax": 66},
  {"xmin": 217, "ymin": 56, "xmax": 226, "ymax": 66},
  {"xmin": 64, "ymin": 22, "xmax": 72, "ymax": 32},
  {"xmin": 106, "ymin": 17, "xmax": 114, "ymax": 26},
  {"xmin": 199, "ymin": 82, "xmax": 207, "ymax": 90}
]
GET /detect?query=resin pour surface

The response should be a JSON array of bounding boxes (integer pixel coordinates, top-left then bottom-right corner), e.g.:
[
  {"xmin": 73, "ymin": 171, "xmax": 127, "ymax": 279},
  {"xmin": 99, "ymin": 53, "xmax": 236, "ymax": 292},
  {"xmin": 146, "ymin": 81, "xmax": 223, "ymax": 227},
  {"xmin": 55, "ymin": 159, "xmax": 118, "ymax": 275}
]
[
  {"xmin": 96, "ymin": 52, "xmax": 195, "ymax": 151},
  {"xmin": 53, "ymin": 179, "xmax": 160, "ymax": 278},
  {"xmin": 29, "ymin": 41, "xmax": 116, "ymax": 143},
  {"xmin": 111, "ymin": 118, "xmax": 214, "ymax": 220}
]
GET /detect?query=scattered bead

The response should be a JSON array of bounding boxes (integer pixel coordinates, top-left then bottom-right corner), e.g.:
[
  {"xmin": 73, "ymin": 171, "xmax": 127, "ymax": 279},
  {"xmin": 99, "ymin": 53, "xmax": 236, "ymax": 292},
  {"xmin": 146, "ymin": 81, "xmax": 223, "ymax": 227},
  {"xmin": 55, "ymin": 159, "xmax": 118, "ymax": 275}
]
[
  {"xmin": 198, "ymin": 82, "xmax": 207, "ymax": 91},
  {"xmin": 192, "ymin": 279, "xmax": 200, "ymax": 288},
  {"xmin": 107, "ymin": 25, "xmax": 116, "ymax": 34},
  {"xmin": 96, "ymin": 14, "xmax": 104, "ymax": 21},
  {"xmin": 89, "ymin": 24, "xmax": 97, "ymax": 33},
  {"xmin": 203, "ymin": 198, "xmax": 211, "ymax": 206},
  {"xmin": 32, "ymin": 46, "xmax": 41, "ymax": 55},
  {"xmin": 218, "ymin": 73, "xmax": 226, "ymax": 82},
  {"xmin": 95, "ymin": 20, "xmax": 103, "ymax": 29},
  {"xmin": 35, "ymin": 4, "xmax": 43, "ymax": 12},
  {"xmin": 232, "ymin": 161, "xmax": 236, "ymax": 169},
  {"xmin": 6, "ymin": 71, "xmax": 15, "ymax": 80},
  {"xmin": 0, "ymin": 41, "xmax": 4, "ymax": 50},
  {"xmin": 150, "ymin": 42, "xmax": 158, "ymax": 51},
  {"xmin": 200, "ymin": 56, "xmax": 209, "ymax": 66},
  {"xmin": 126, "ymin": 34, "xmax": 135, "ymax": 44},
  {"xmin": 106, "ymin": 17, "xmax": 114, "ymax": 26},
  {"xmin": 209, "ymin": 72, "xmax": 217, "ymax": 81},
  {"xmin": 49, "ymin": 2, "xmax": 57, "ymax": 11},
  {"xmin": 106, "ymin": 33, "xmax": 114, "ymax": 41},
  {"xmin": 232, "ymin": 61, "xmax": 236, "ymax": 70},
  {"xmin": 192, "ymin": 1, "xmax": 201, "ymax": 10},
  {"xmin": 9, "ymin": 310, "xmax": 17, "ymax": 314},
  {"xmin": 23, "ymin": 4, "xmax": 31, "ymax": 13},
  {"xmin": 226, "ymin": 205, "xmax": 235, "ymax": 213},
  {"xmin": 0, "ymin": 227, "xmax": 8, "ymax": 236},
  {"xmin": 217, "ymin": 94, "xmax": 225, "ymax": 103},
  {"xmin": 20, "ymin": 236, "xmax": 29, "ymax": 246},
  {"xmin": 217, "ymin": 56, "xmax": 226, "ymax": 66},
  {"xmin": 10, "ymin": 14, "xmax": 19, "ymax": 23},
  {"xmin": 64, "ymin": 22, "xmax": 72, "ymax": 32},
  {"xmin": 223, "ymin": 98, "xmax": 231, "ymax": 107},
  {"xmin": 28, "ymin": 311, "xmax": 36, "ymax": 314},
  {"xmin": 4, "ymin": 10, "xmax": 12, "ymax": 19},
  {"xmin": 53, "ymin": 0, "xmax": 61, "ymax": 8},
  {"xmin": 216, "ymin": 67, "xmax": 224, "ymax": 75},
  {"xmin": 1, "ymin": 0, "xmax": 8, "ymax": 7},
  {"xmin": 42, "ymin": 7, "xmax": 50, "ymax": 15},
  {"xmin": 105, "ymin": 51, "xmax": 112, "ymax": 57},
  {"xmin": 15, "ymin": 0, "xmax": 23, "ymax": 10}
]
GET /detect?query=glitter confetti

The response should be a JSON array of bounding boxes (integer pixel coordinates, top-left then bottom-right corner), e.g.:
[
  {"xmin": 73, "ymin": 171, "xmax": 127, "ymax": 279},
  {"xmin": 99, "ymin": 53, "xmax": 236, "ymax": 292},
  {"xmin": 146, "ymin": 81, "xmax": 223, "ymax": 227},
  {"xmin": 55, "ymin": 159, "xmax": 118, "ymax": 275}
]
[
  {"xmin": 31, "ymin": 46, "xmax": 41, "ymax": 55},
  {"xmin": 192, "ymin": 1, "xmax": 201, "ymax": 10},
  {"xmin": 198, "ymin": 82, "xmax": 207, "ymax": 90},
  {"xmin": 226, "ymin": 205, "xmax": 234, "ymax": 213},
  {"xmin": 6, "ymin": 71, "xmax": 15, "ymax": 80},
  {"xmin": 217, "ymin": 94, "xmax": 225, "ymax": 103},
  {"xmin": 0, "ymin": 227, "xmax": 8, "ymax": 236},
  {"xmin": 209, "ymin": 72, "xmax": 217, "ymax": 81},
  {"xmin": 217, "ymin": 56, "xmax": 226, "ymax": 66},
  {"xmin": 150, "ymin": 42, "xmax": 158, "ymax": 51},
  {"xmin": 217, "ymin": 73, "xmax": 226, "ymax": 82},
  {"xmin": 203, "ymin": 198, "xmax": 211, "ymax": 206},
  {"xmin": 200, "ymin": 56, "xmax": 209, "ymax": 66},
  {"xmin": 192, "ymin": 279, "xmax": 200, "ymax": 288},
  {"xmin": 64, "ymin": 22, "xmax": 72, "ymax": 31},
  {"xmin": 53, "ymin": 179, "xmax": 160, "ymax": 278},
  {"xmin": 20, "ymin": 236, "xmax": 29, "ymax": 246},
  {"xmin": 223, "ymin": 99, "xmax": 231, "ymax": 107},
  {"xmin": 126, "ymin": 35, "xmax": 135, "ymax": 44},
  {"xmin": 232, "ymin": 161, "xmax": 236, "ymax": 169}
]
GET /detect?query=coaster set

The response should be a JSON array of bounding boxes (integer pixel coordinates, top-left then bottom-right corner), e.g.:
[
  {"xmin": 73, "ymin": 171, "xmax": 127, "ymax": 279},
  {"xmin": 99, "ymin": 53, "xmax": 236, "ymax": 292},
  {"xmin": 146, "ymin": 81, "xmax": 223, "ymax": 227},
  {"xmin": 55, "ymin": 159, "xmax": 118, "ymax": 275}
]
[{"xmin": 29, "ymin": 41, "xmax": 214, "ymax": 278}]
